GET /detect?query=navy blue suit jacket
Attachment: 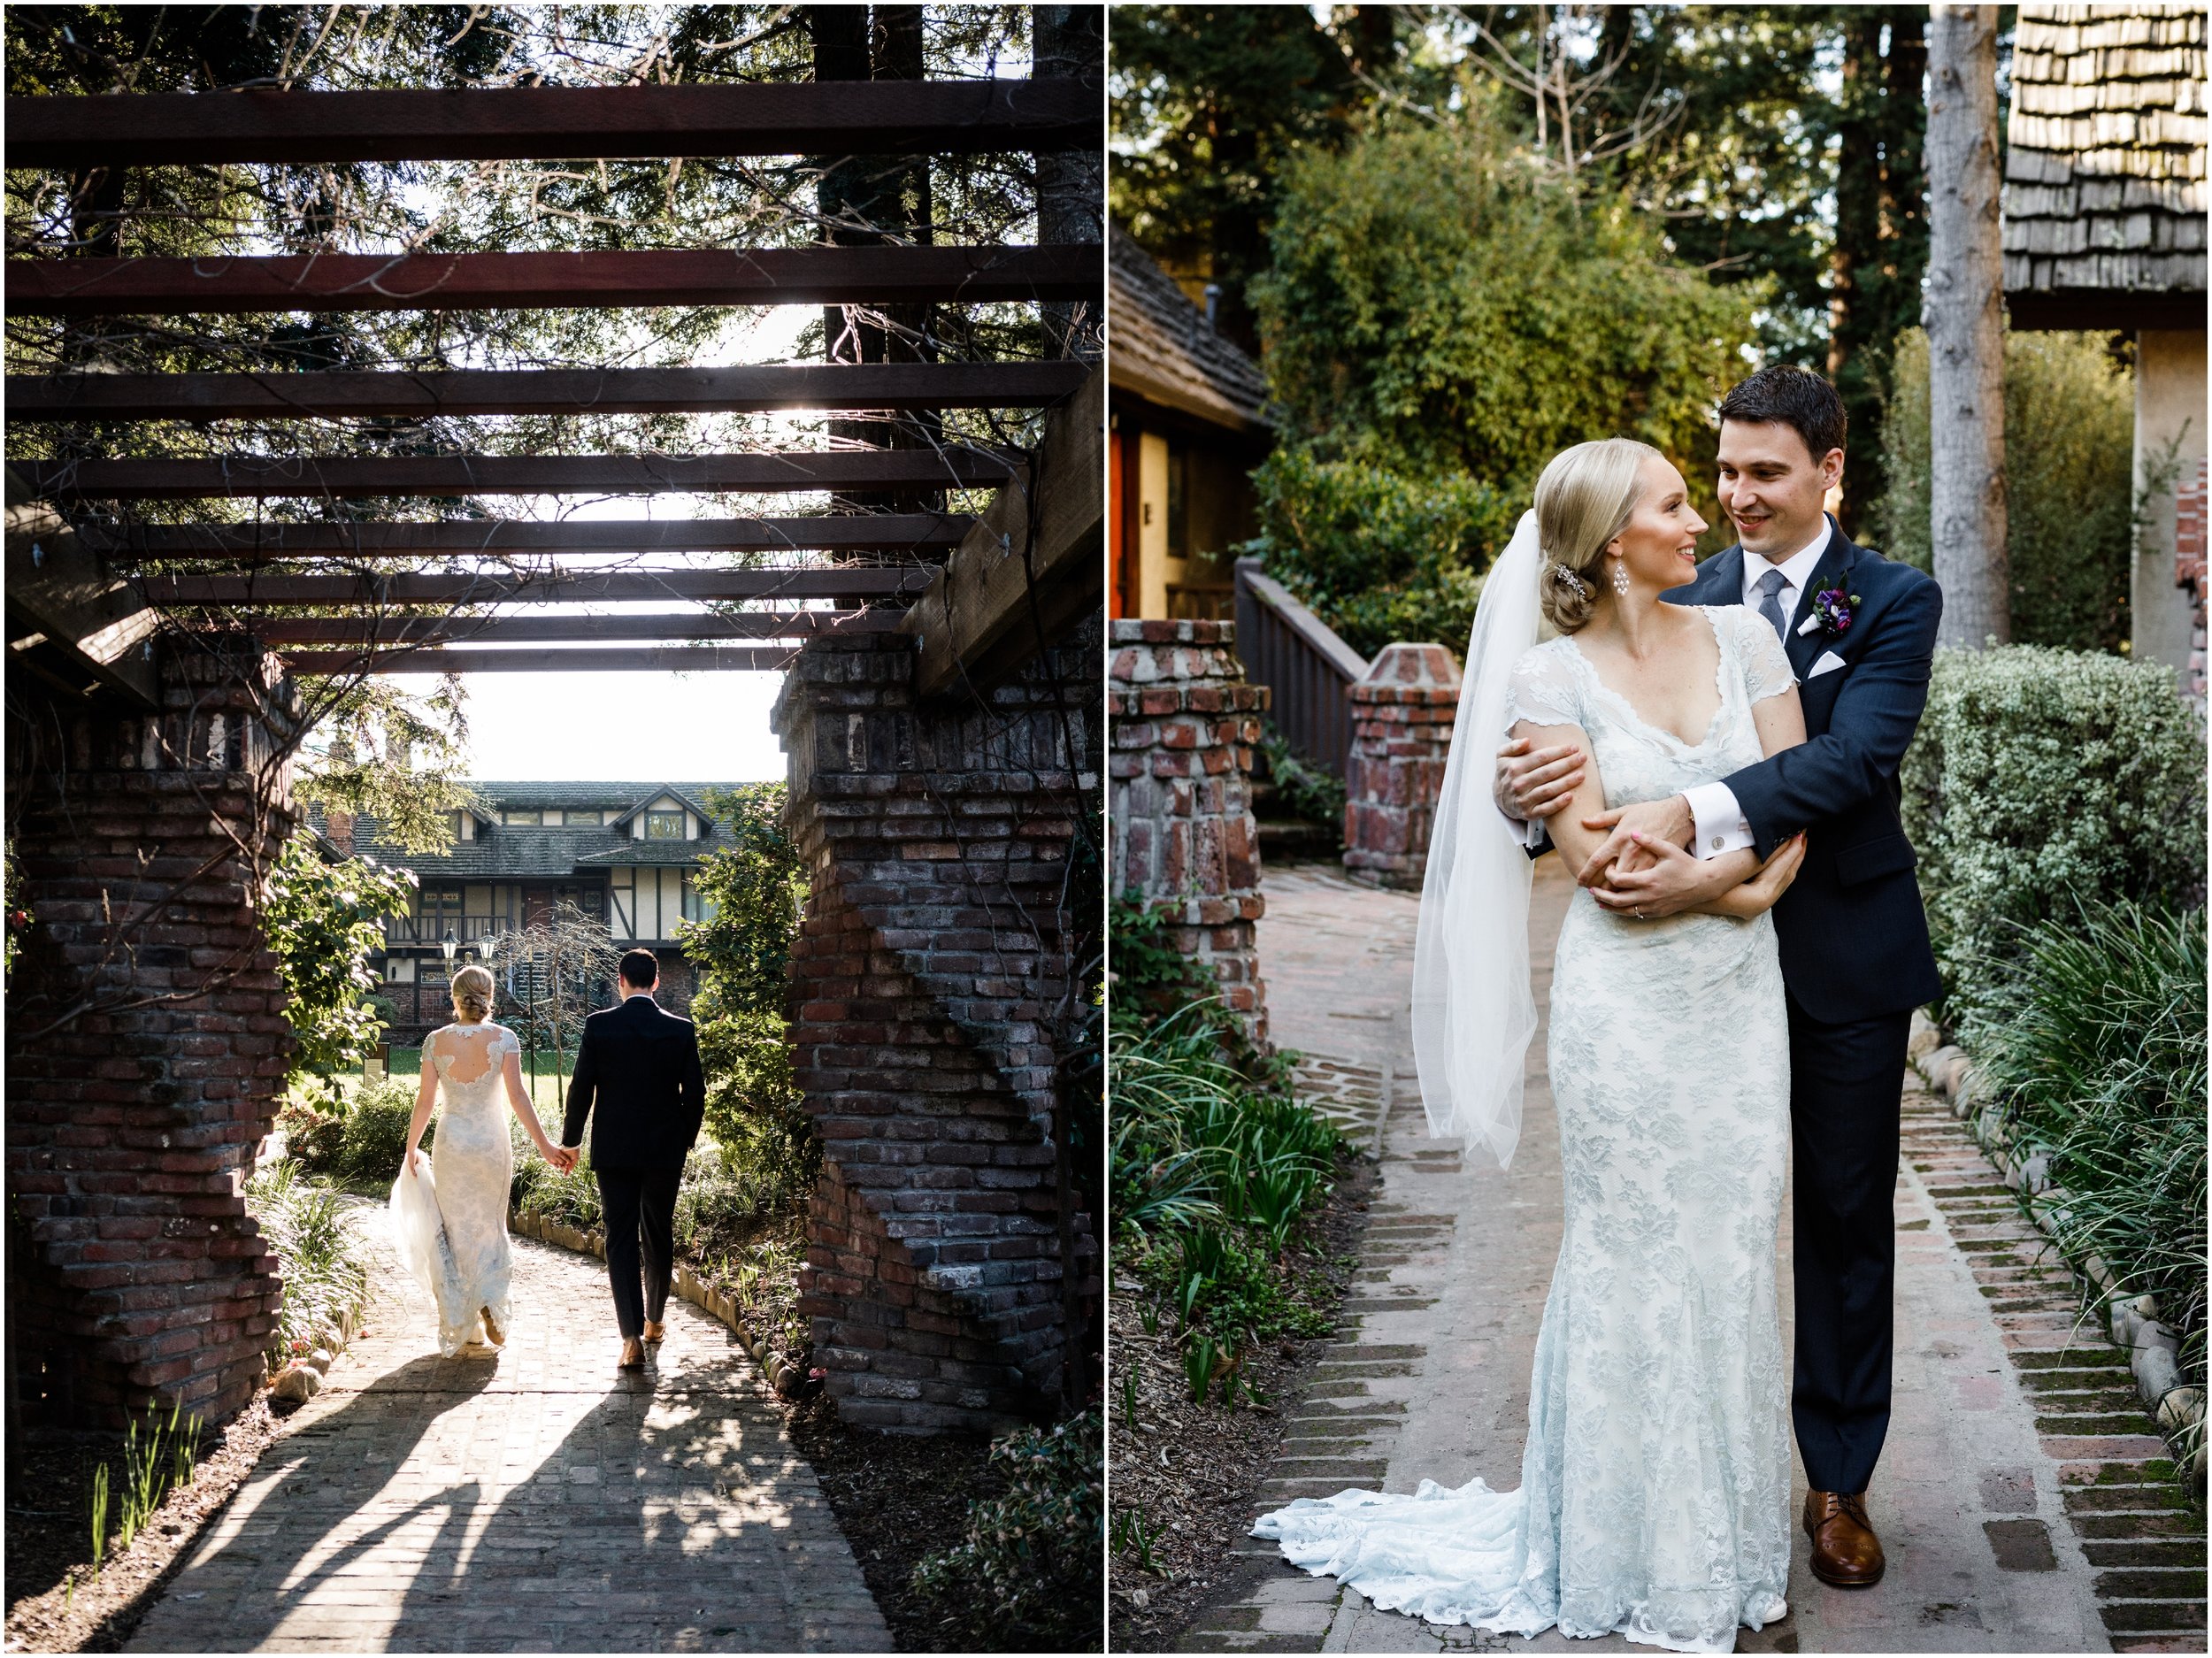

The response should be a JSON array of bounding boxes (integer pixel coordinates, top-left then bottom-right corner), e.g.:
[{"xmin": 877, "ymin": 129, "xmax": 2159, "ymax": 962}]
[
  {"xmin": 1663, "ymin": 517, "xmax": 1943, "ymax": 1024},
  {"xmin": 562, "ymin": 993, "xmax": 706, "ymax": 1171}
]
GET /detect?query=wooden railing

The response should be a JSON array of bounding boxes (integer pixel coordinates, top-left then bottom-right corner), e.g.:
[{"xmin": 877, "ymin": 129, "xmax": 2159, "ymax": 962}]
[{"xmin": 1233, "ymin": 557, "xmax": 1370, "ymax": 780}]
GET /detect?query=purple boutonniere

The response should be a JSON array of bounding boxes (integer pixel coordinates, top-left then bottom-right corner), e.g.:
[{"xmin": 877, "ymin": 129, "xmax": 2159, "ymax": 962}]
[{"xmin": 1797, "ymin": 586, "xmax": 1862, "ymax": 640}]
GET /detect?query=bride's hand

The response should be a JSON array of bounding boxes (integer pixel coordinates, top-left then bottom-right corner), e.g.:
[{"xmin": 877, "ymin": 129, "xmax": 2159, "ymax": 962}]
[
  {"xmin": 406, "ymin": 1146, "xmax": 422, "ymax": 1175},
  {"xmin": 1746, "ymin": 833, "xmax": 1808, "ymax": 903},
  {"xmin": 1588, "ymin": 833, "xmax": 1703, "ymax": 917}
]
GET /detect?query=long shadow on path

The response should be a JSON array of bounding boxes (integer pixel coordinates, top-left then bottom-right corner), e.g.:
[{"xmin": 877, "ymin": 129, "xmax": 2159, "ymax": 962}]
[{"xmin": 128, "ymin": 1231, "xmax": 887, "ymax": 1653}]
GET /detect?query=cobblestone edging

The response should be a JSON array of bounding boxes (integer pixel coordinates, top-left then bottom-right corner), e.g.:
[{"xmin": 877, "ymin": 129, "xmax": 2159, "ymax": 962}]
[
  {"xmin": 508, "ymin": 1209, "xmax": 803, "ymax": 1396},
  {"xmin": 1903, "ymin": 1027, "xmax": 2208, "ymax": 1653},
  {"xmin": 1910, "ymin": 1013, "xmax": 2208, "ymax": 1489}
]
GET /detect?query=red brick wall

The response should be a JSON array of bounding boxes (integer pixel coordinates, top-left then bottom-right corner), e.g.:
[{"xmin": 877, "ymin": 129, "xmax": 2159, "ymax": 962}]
[
  {"xmin": 1343, "ymin": 642, "xmax": 1462, "ymax": 890},
  {"xmin": 1106, "ymin": 619, "xmax": 1269, "ymax": 1045},
  {"xmin": 6, "ymin": 641, "xmax": 297, "ymax": 1428},
  {"xmin": 773, "ymin": 622, "xmax": 1100, "ymax": 1433},
  {"xmin": 2176, "ymin": 455, "xmax": 2207, "ymax": 709}
]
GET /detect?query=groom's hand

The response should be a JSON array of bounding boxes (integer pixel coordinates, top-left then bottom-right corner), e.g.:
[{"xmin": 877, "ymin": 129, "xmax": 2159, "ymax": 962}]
[
  {"xmin": 1495, "ymin": 737, "xmax": 1584, "ymax": 821},
  {"xmin": 1575, "ymin": 796, "xmax": 1694, "ymax": 887}
]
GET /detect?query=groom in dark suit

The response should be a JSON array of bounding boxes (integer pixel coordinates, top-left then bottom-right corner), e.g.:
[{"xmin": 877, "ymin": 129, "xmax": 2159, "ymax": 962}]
[
  {"xmin": 1501, "ymin": 366, "xmax": 1942, "ymax": 1589},
  {"xmin": 561, "ymin": 948, "xmax": 707, "ymax": 1371}
]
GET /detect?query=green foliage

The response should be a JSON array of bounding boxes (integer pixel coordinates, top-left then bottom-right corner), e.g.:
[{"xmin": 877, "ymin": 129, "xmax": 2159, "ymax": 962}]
[
  {"xmin": 245, "ymin": 1157, "xmax": 373, "ymax": 1362},
  {"xmin": 910, "ymin": 1409, "xmax": 1103, "ymax": 1651},
  {"xmin": 1873, "ymin": 329, "xmax": 2137, "ymax": 651},
  {"xmin": 280, "ymin": 1075, "xmax": 428, "ymax": 1188},
  {"xmin": 1256, "ymin": 719, "xmax": 1348, "ymax": 838},
  {"xmin": 264, "ymin": 834, "xmax": 415, "ymax": 1082},
  {"xmin": 675, "ymin": 783, "xmax": 818, "ymax": 1212},
  {"xmin": 1252, "ymin": 118, "xmax": 1761, "ymax": 504},
  {"xmin": 1238, "ymin": 451, "xmax": 1510, "ymax": 660},
  {"xmin": 4, "ymin": 841, "xmax": 27, "ymax": 980},
  {"xmin": 510, "ymin": 1138, "xmax": 603, "ymax": 1232},
  {"xmin": 1972, "ymin": 901, "xmax": 2207, "ymax": 1399},
  {"xmin": 296, "ymin": 678, "xmax": 479, "ymax": 857},
  {"xmin": 1901, "ymin": 644, "xmax": 2206, "ymax": 1028}
]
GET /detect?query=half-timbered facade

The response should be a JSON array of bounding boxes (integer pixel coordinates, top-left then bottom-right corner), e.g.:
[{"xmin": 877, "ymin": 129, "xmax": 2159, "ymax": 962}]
[{"xmin": 322, "ymin": 781, "xmax": 739, "ymax": 1037}]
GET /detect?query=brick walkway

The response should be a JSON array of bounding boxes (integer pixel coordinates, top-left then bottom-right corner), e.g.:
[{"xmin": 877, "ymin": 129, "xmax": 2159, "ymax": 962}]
[
  {"xmin": 1182, "ymin": 860, "xmax": 2195, "ymax": 1654},
  {"xmin": 128, "ymin": 1220, "xmax": 888, "ymax": 1653}
]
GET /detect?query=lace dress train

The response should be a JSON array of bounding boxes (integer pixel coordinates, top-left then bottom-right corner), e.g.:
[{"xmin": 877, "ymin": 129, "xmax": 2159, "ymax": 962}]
[
  {"xmin": 1256, "ymin": 607, "xmax": 1801, "ymax": 1653},
  {"xmin": 388, "ymin": 1023, "xmax": 518, "ymax": 1357}
]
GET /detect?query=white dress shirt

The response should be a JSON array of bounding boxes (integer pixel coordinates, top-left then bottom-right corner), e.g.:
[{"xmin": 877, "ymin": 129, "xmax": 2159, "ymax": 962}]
[{"xmin": 1678, "ymin": 519, "xmax": 1832, "ymax": 857}]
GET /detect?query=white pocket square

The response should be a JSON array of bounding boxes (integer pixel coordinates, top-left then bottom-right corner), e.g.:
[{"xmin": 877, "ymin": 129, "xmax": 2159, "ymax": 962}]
[{"xmin": 1808, "ymin": 650, "xmax": 1847, "ymax": 679}]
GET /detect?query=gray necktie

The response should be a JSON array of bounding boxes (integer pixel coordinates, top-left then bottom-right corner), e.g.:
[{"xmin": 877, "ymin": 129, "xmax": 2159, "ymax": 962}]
[{"xmin": 1755, "ymin": 568, "xmax": 1791, "ymax": 643}]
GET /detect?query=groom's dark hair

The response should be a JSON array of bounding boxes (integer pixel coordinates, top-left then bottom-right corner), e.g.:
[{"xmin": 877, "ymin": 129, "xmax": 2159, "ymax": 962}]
[
  {"xmin": 618, "ymin": 948, "xmax": 658, "ymax": 988},
  {"xmin": 1718, "ymin": 365, "xmax": 1847, "ymax": 464}
]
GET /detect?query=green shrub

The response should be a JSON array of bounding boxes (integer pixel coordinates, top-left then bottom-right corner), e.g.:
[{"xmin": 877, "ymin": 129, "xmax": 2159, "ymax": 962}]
[
  {"xmin": 246, "ymin": 1158, "xmax": 373, "ymax": 1362},
  {"xmin": 1252, "ymin": 116, "xmax": 1757, "ymax": 512},
  {"xmin": 1901, "ymin": 643, "xmax": 2206, "ymax": 1026},
  {"xmin": 1256, "ymin": 718, "xmax": 1349, "ymax": 838},
  {"xmin": 511, "ymin": 1140, "xmax": 602, "ymax": 1230},
  {"xmin": 1872, "ymin": 329, "xmax": 2136, "ymax": 651},
  {"xmin": 1972, "ymin": 900, "xmax": 2206, "ymax": 1400},
  {"xmin": 910, "ymin": 1408, "xmax": 1102, "ymax": 1650},
  {"xmin": 337, "ymin": 1075, "xmax": 426, "ymax": 1186},
  {"xmin": 1239, "ymin": 449, "xmax": 1509, "ymax": 659}
]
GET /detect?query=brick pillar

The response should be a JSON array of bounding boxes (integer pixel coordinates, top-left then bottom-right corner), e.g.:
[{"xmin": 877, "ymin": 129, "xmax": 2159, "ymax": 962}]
[
  {"xmin": 6, "ymin": 638, "xmax": 298, "ymax": 1428},
  {"xmin": 1106, "ymin": 619, "xmax": 1269, "ymax": 1047},
  {"xmin": 1342, "ymin": 642, "xmax": 1462, "ymax": 891},
  {"xmin": 2176, "ymin": 455, "xmax": 2207, "ymax": 710},
  {"xmin": 772, "ymin": 618, "xmax": 1099, "ymax": 1433}
]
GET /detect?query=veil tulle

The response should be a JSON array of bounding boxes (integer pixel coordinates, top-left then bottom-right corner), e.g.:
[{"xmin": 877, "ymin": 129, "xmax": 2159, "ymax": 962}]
[{"xmin": 1410, "ymin": 509, "xmax": 1543, "ymax": 1169}]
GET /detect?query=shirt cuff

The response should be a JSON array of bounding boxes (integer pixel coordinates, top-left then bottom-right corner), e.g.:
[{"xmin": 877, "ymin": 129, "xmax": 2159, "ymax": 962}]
[
  {"xmin": 1682, "ymin": 782, "xmax": 1753, "ymax": 859},
  {"xmin": 1496, "ymin": 800, "xmax": 1549, "ymax": 850}
]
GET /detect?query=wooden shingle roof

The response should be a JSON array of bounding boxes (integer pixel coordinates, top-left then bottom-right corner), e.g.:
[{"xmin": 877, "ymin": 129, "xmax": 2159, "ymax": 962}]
[
  {"xmin": 2003, "ymin": 3, "xmax": 2207, "ymax": 327},
  {"xmin": 1108, "ymin": 224, "xmax": 1273, "ymax": 437}
]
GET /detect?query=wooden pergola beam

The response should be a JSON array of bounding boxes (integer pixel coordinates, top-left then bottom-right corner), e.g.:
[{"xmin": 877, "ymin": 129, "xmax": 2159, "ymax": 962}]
[
  {"xmin": 22, "ymin": 450, "xmax": 1012, "ymax": 502},
  {"xmin": 5, "ymin": 80, "xmax": 1102, "ymax": 168},
  {"xmin": 80, "ymin": 514, "xmax": 972, "ymax": 557},
  {"xmin": 8, "ymin": 363, "xmax": 1090, "ymax": 422},
  {"xmin": 253, "ymin": 610, "xmax": 906, "ymax": 644},
  {"xmin": 4, "ymin": 246, "xmax": 1099, "ymax": 318},
  {"xmin": 142, "ymin": 566, "xmax": 932, "ymax": 607},
  {"xmin": 283, "ymin": 644, "xmax": 810, "ymax": 675}
]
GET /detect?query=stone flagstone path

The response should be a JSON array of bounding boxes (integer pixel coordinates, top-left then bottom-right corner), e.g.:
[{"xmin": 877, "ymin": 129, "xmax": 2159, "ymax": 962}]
[
  {"xmin": 128, "ymin": 1221, "xmax": 889, "ymax": 1653},
  {"xmin": 1179, "ymin": 860, "xmax": 2196, "ymax": 1654}
]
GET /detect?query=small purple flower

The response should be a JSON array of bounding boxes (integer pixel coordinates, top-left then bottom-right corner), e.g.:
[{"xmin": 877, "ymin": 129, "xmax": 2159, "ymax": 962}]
[{"xmin": 1804, "ymin": 586, "xmax": 1862, "ymax": 639}]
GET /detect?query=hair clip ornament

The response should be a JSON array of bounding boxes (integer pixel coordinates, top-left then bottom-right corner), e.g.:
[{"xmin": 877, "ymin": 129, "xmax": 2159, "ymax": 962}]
[{"xmin": 1550, "ymin": 564, "xmax": 1591, "ymax": 600}]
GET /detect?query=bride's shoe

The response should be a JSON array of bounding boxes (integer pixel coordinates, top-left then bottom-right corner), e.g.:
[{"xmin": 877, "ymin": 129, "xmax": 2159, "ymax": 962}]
[
  {"xmin": 618, "ymin": 1337, "xmax": 646, "ymax": 1371},
  {"xmin": 480, "ymin": 1306, "xmax": 505, "ymax": 1347}
]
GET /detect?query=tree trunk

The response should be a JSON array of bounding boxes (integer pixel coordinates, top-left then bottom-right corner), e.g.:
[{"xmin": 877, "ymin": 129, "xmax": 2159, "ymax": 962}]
[
  {"xmin": 1923, "ymin": 3, "xmax": 2008, "ymax": 647},
  {"xmin": 1033, "ymin": 5, "xmax": 1102, "ymax": 363}
]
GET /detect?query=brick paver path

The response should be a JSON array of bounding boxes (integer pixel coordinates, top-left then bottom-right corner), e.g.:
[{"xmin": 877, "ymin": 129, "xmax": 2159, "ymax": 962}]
[
  {"xmin": 1184, "ymin": 859, "xmax": 2159, "ymax": 1654},
  {"xmin": 129, "ymin": 1221, "xmax": 888, "ymax": 1653}
]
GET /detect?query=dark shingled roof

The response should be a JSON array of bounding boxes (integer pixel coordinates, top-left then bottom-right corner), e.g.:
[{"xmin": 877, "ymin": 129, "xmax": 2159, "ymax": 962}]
[
  {"xmin": 1108, "ymin": 223, "xmax": 1273, "ymax": 435},
  {"xmin": 2004, "ymin": 2, "xmax": 2207, "ymax": 321},
  {"xmin": 310, "ymin": 779, "xmax": 749, "ymax": 879}
]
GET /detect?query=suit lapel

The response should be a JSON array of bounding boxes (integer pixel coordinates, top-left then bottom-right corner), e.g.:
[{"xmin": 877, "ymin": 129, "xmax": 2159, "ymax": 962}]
[
  {"xmin": 1681, "ymin": 545, "xmax": 1743, "ymax": 606},
  {"xmin": 1784, "ymin": 518, "xmax": 1859, "ymax": 679}
]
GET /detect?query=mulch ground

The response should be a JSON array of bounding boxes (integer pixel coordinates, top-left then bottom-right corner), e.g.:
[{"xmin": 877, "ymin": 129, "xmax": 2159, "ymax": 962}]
[
  {"xmin": 1107, "ymin": 1150, "xmax": 1378, "ymax": 1653},
  {"xmin": 782, "ymin": 1391, "xmax": 1018, "ymax": 1653},
  {"xmin": 4, "ymin": 1397, "xmax": 282, "ymax": 1655}
]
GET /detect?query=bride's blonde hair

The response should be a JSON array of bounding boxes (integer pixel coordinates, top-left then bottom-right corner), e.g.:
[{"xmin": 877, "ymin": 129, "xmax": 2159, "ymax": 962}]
[
  {"xmin": 1534, "ymin": 438, "xmax": 1665, "ymax": 634},
  {"xmin": 450, "ymin": 964, "xmax": 495, "ymax": 1024}
]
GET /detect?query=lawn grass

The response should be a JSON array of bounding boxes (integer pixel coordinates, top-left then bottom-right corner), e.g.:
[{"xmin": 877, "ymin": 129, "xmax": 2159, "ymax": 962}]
[{"xmin": 365, "ymin": 1046, "xmax": 580, "ymax": 1118}]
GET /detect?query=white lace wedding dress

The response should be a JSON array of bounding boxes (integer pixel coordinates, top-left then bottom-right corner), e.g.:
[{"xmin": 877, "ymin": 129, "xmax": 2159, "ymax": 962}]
[
  {"xmin": 1256, "ymin": 606, "xmax": 1799, "ymax": 1654},
  {"xmin": 388, "ymin": 1023, "xmax": 518, "ymax": 1358}
]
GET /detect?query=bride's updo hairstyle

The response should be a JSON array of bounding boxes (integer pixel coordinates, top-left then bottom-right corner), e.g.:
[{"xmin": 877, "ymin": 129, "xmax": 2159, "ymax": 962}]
[
  {"xmin": 450, "ymin": 964, "xmax": 495, "ymax": 1024},
  {"xmin": 1533, "ymin": 437, "xmax": 1665, "ymax": 634}
]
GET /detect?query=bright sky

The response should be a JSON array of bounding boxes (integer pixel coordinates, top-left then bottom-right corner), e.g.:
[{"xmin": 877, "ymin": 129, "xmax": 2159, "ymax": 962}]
[{"xmin": 386, "ymin": 305, "xmax": 817, "ymax": 785}]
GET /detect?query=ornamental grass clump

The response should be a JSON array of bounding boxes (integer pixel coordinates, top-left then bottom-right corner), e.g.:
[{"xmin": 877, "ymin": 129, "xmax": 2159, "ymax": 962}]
[
  {"xmin": 245, "ymin": 1157, "xmax": 373, "ymax": 1362},
  {"xmin": 1901, "ymin": 643, "xmax": 2205, "ymax": 1030},
  {"xmin": 1972, "ymin": 899, "xmax": 2207, "ymax": 1400}
]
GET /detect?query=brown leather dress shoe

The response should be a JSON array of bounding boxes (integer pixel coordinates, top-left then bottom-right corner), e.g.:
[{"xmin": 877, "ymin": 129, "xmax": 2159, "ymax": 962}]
[
  {"xmin": 1803, "ymin": 1489, "xmax": 1885, "ymax": 1587},
  {"xmin": 618, "ymin": 1338, "xmax": 646, "ymax": 1371}
]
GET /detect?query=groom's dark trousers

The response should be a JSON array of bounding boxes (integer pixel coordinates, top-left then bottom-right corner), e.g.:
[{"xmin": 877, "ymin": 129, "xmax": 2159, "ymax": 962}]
[
  {"xmin": 1669, "ymin": 518, "xmax": 1944, "ymax": 1496},
  {"xmin": 563, "ymin": 991, "xmax": 707, "ymax": 1342}
]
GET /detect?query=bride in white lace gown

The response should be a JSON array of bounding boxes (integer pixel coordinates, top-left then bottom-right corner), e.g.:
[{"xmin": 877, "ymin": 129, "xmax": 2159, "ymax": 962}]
[
  {"xmin": 391, "ymin": 964, "xmax": 572, "ymax": 1357},
  {"xmin": 1256, "ymin": 441, "xmax": 1810, "ymax": 1653}
]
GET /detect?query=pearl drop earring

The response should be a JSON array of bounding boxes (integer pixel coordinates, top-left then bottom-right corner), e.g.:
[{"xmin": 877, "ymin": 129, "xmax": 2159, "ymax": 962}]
[{"xmin": 1611, "ymin": 557, "xmax": 1632, "ymax": 599}]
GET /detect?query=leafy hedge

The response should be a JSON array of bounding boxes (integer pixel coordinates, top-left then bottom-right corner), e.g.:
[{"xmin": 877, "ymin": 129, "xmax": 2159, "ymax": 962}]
[
  {"xmin": 1901, "ymin": 643, "xmax": 2206, "ymax": 1032},
  {"xmin": 1872, "ymin": 328, "xmax": 2136, "ymax": 652},
  {"xmin": 245, "ymin": 1158, "xmax": 373, "ymax": 1364}
]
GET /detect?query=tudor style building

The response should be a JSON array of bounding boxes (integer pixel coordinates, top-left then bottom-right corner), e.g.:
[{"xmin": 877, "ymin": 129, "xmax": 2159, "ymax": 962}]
[{"xmin": 326, "ymin": 780, "xmax": 741, "ymax": 1039}]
